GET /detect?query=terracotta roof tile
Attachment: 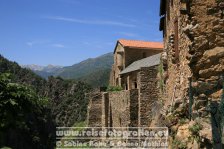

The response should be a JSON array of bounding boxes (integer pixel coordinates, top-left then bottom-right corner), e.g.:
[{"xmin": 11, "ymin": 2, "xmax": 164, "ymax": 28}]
[{"xmin": 118, "ymin": 39, "xmax": 163, "ymax": 49}]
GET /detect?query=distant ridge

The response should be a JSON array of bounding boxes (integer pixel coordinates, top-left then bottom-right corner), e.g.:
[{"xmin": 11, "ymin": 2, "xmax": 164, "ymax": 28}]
[
  {"xmin": 22, "ymin": 64, "xmax": 62, "ymax": 72},
  {"xmin": 22, "ymin": 52, "xmax": 114, "ymax": 87}
]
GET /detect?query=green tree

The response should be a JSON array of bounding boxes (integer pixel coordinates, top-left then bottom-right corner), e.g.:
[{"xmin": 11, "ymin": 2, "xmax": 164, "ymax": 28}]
[{"xmin": 0, "ymin": 73, "xmax": 55, "ymax": 149}]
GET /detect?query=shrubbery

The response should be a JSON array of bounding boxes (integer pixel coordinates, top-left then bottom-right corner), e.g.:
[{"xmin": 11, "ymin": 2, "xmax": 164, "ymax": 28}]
[
  {"xmin": 107, "ymin": 86, "xmax": 123, "ymax": 92},
  {"xmin": 0, "ymin": 73, "xmax": 55, "ymax": 149}
]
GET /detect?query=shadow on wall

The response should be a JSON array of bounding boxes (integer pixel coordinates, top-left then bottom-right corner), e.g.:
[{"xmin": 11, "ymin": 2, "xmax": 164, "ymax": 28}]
[{"xmin": 210, "ymin": 101, "xmax": 223, "ymax": 148}]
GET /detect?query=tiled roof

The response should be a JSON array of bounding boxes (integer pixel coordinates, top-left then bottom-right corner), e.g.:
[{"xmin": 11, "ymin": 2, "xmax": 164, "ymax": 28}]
[
  {"xmin": 120, "ymin": 53, "xmax": 161, "ymax": 75},
  {"xmin": 118, "ymin": 39, "xmax": 163, "ymax": 49}
]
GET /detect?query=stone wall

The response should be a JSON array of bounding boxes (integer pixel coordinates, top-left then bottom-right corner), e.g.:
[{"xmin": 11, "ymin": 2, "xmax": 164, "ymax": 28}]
[
  {"xmin": 125, "ymin": 48, "xmax": 162, "ymax": 67},
  {"xmin": 88, "ymin": 65, "xmax": 160, "ymax": 128},
  {"xmin": 111, "ymin": 43, "xmax": 125, "ymax": 86},
  {"xmin": 107, "ymin": 89, "xmax": 139, "ymax": 127},
  {"xmin": 87, "ymin": 89, "xmax": 139, "ymax": 128},
  {"xmin": 129, "ymin": 89, "xmax": 139, "ymax": 127},
  {"xmin": 86, "ymin": 92, "xmax": 103, "ymax": 127},
  {"xmin": 110, "ymin": 42, "xmax": 163, "ymax": 87},
  {"xmin": 102, "ymin": 92, "xmax": 109, "ymax": 127},
  {"xmin": 160, "ymin": 0, "xmax": 224, "ymax": 147},
  {"xmin": 138, "ymin": 66, "xmax": 159, "ymax": 127}
]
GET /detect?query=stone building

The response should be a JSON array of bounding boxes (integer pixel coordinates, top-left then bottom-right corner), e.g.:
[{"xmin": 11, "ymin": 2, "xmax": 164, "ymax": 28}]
[
  {"xmin": 159, "ymin": 0, "xmax": 224, "ymax": 148},
  {"xmin": 110, "ymin": 39, "xmax": 163, "ymax": 88},
  {"xmin": 120, "ymin": 53, "xmax": 161, "ymax": 90},
  {"xmin": 87, "ymin": 39, "xmax": 164, "ymax": 129}
]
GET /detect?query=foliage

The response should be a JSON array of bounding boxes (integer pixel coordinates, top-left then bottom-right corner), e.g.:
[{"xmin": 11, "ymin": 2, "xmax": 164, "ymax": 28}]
[
  {"xmin": 73, "ymin": 121, "xmax": 87, "ymax": 127},
  {"xmin": 78, "ymin": 68, "xmax": 111, "ymax": 87},
  {"xmin": 189, "ymin": 122, "xmax": 203, "ymax": 141},
  {"xmin": 49, "ymin": 78, "xmax": 92, "ymax": 127},
  {"xmin": 107, "ymin": 86, "xmax": 123, "ymax": 92},
  {"xmin": 0, "ymin": 55, "xmax": 47, "ymax": 94},
  {"xmin": 172, "ymin": 138, "xmax": 187, "ymax": 149},
  {"xmin": 189, "ymin": 123, "xmax": 203, "ymax": 135},
  {"xmin": 0, "ymin": 55, "xmax": 92, "ymax": 148},
  {"xmin": 0, "ymin": 55, "xmax": 92, "ymax": 126},
  {"xmin": 73, "ymin": 121, "xmax": 87, "ymax": 132},
  {"xmin": 0, "ymin": 73, "xmax": 55, "ymax": 149},
  {"xmin": 179, "ymin": 118, "xmax": 187, "ymax": 125}
]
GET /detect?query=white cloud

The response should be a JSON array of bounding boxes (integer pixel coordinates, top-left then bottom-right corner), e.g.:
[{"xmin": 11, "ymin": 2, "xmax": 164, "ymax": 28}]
[
  {"xmin": 26, "ymin": 40, "xmax": 65, "ymax": 48},
  {"xmin": 51, "ymin": 44, "xmax": 65, "ymax": 48},
  {"xmin": 26, "ymin": 40, "xmax": 50, "ymax": 47},
  {"xmin": 44, "ymin": 16, "xmax": 136, "ymax": 28}
]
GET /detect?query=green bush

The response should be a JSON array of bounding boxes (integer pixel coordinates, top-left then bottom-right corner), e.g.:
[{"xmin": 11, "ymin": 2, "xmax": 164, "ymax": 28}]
[
  {"xmin": 189, "ymin": 123, "xmax": 203, "ymax": 135},
  {"xmin": 172, "ymin": 138, "xmax": 187, "ymax": 149},
  {"xmin": 179, "ymin": 118, "xmax": 187, "ymax": 125},
  {"xmin": 189, "ymin": 122, "xmax": 203, "ymax": 141},
  {"xmin": 107, "ymin": 86, "xmax": 123, "ymax": 92}
]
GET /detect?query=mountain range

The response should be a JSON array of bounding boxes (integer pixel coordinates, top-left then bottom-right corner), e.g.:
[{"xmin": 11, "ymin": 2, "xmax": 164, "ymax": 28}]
[
  {"xmin": 22, "ymin": 52, "xmax": 114, "ymax": 87},
  {"xmin": 22, "ymin": 64, "xmax": 63, "ymax": 72}
]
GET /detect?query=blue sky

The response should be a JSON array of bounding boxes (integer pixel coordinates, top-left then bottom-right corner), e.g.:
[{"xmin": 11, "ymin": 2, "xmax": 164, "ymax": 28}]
[{"xmin": 0, "ymin": 0, "xmax": 162, "ymax": 66}]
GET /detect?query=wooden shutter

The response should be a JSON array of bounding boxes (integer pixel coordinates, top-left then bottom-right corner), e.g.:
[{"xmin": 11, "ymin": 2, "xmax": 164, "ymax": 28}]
[{"xmin": 167, "ymin": 0, "xmax": 170, "ymax": 21}]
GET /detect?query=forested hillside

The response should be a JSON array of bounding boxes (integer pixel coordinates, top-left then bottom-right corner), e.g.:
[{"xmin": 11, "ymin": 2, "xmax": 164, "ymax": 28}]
[
  {"xmin": 23, "ymin": 52, "xmax": 114, "ymax": 87},
  {"xmin": 0, "ymin": 55, "xmax": 92, "ymax": 148},
  {"xmin": 46, "ymin": 76, "xmax": 91, "ymax": 126}
]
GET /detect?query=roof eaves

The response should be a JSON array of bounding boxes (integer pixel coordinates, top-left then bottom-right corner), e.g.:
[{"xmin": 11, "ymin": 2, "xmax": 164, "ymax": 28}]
[
  {"xmin": 125, "ymin": 46, "xmax": 163, "ymax": 50},
  {"xmin": 160, "ymin": 0, "xmax": 166, "ymax": 16},
  {"xmin": 113, "ymin": 40, "xmax": 120, "ymax": 54}
]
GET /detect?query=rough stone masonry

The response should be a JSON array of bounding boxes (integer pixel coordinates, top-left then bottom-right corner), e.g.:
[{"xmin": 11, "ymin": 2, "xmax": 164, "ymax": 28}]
[
  {"xmin": 159, "ymin": 0, "xmax": 224, "ymax": 148},
  {"xmin": 87, "ymin": 66, "xmax": 159, "ymax": 129}
]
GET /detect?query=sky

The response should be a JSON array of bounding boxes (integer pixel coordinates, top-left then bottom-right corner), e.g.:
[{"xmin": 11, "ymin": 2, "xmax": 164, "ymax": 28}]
[{"xmin": 0, "ymin": 0, "xmax": 162, "ymax": 66}]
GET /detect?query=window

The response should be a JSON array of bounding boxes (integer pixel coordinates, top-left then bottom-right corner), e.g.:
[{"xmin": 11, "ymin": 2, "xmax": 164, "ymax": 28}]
[
  {"xmin": 142, "ymin": 52, "xmax": 146, "ymax": 58},
  {"xmin": 119, "ymin": 117, "xmax": 122, "ymax": 126},
  {"xmin": 171, "ymin": 0, "xmax": 173, "ymax": 7},
  {"xmin": 134, "ymin": 82, "xmax": 137, "ymax": 89},
  {"xmin": 174, "ymin": 18, "xmax": 179, "ymax": 64}
]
